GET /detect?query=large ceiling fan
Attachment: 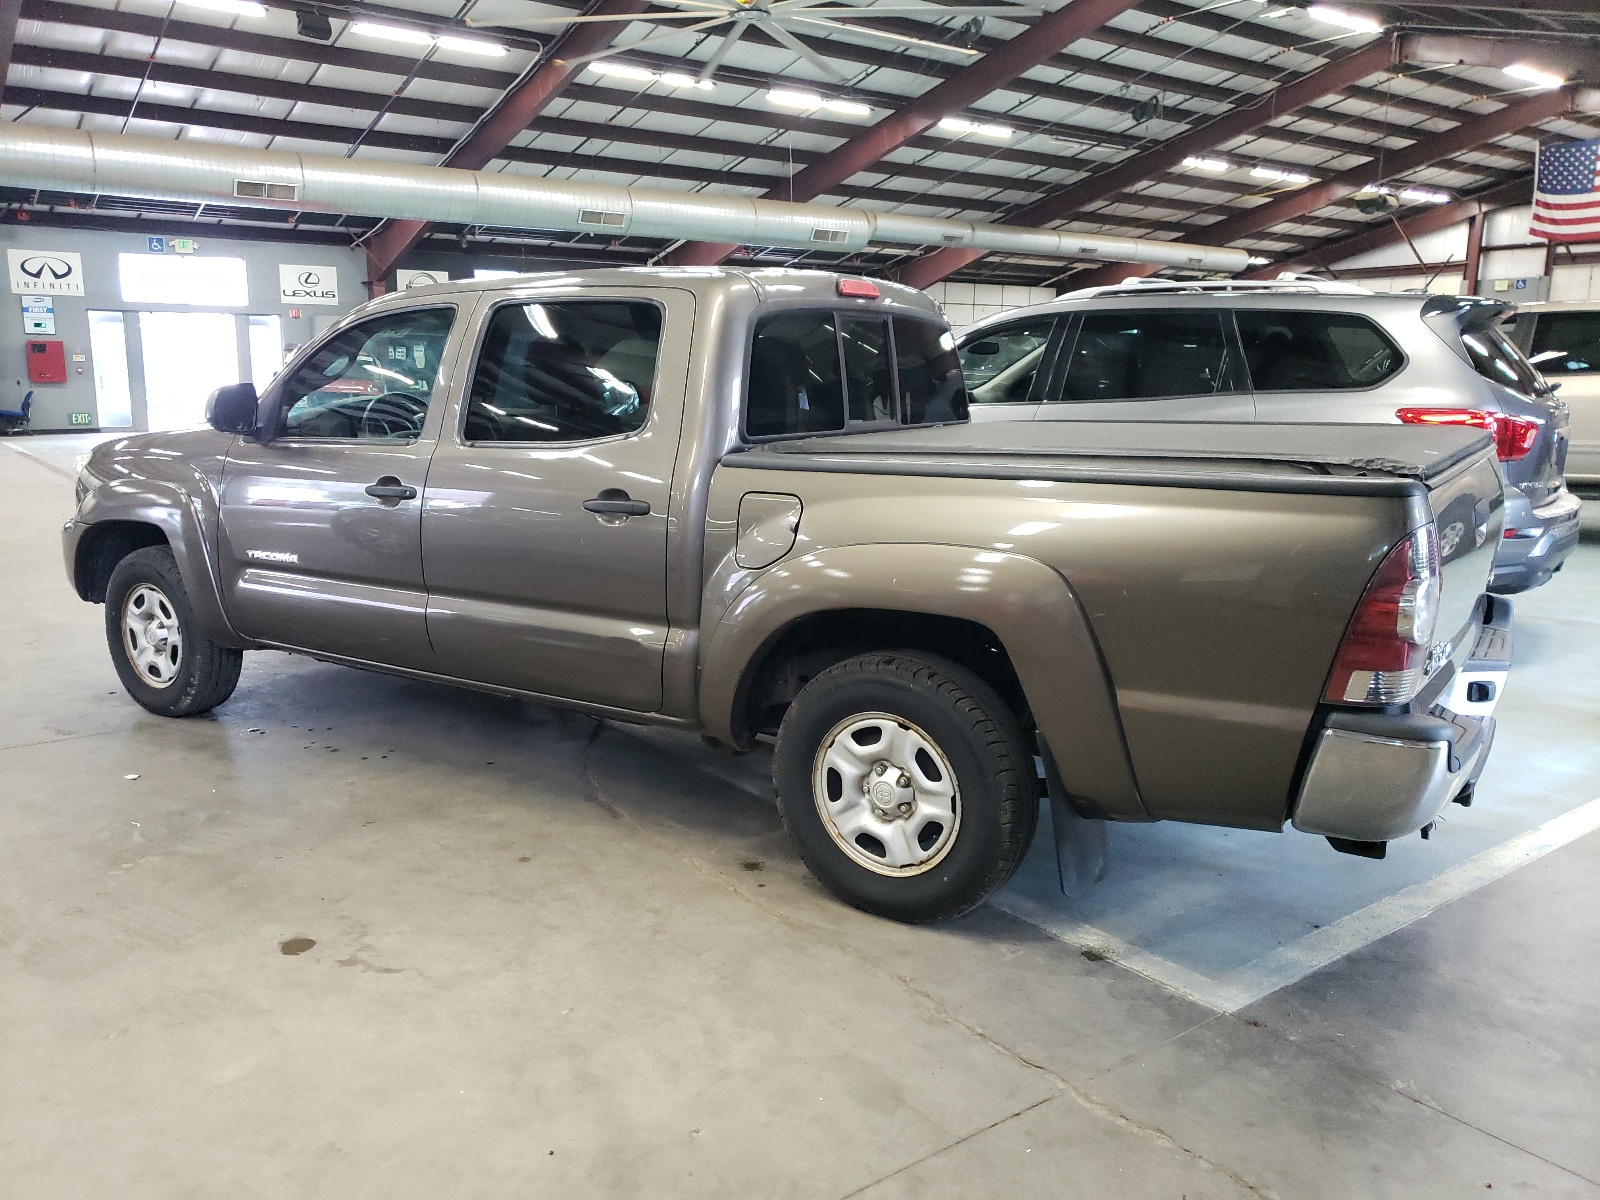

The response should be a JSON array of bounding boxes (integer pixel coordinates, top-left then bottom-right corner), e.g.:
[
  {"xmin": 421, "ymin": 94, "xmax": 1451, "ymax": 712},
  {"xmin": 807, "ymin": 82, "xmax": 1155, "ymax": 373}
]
[{"xmin": 472, "ymin": 0, "xmax": 1045, "ymax": 82}]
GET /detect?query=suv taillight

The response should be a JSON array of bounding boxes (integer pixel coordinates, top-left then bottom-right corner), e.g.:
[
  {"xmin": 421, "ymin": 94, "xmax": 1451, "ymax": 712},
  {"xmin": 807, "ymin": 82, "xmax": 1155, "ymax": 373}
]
[
  {"xmin": 1395, "ymin": 407, "xmax": 1538, "ymax": 461},
  {"xmin": 1324, "ymin": 526, "xmax": 1442, "ymax": 706}
]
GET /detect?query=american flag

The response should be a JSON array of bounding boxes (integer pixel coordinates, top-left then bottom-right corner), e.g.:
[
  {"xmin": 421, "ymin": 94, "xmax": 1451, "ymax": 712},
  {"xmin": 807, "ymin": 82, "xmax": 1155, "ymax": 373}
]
[{"xmin": 1531, "ymin": 137, "xmax": 1600, "ymax": 243}]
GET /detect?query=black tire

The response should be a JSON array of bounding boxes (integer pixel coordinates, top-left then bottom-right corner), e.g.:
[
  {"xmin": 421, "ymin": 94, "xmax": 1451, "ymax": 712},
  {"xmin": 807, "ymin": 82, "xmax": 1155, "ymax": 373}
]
[
  {"xmin": 104, "ymin": 545, "xmax": 243, "ymax": 717},
  {"xmin": 773, "ymin": 651, "xmax": 1038, "ymax": 923}
]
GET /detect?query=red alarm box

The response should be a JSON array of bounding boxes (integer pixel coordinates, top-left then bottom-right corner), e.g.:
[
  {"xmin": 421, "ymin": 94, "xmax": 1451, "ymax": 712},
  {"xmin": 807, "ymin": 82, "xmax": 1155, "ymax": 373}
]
[{"xmin": 26, "ymin": 339, "xmax": 67, "ymax": 384}]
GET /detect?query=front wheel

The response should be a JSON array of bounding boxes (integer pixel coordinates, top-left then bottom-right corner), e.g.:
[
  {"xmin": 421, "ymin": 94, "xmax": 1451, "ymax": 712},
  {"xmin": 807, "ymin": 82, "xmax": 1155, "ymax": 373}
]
[
  {"xmin": 104, "ymin": 545, "xmax": 243, "ymax": 717},
  {"xmin": 773, "ymin": 652, "xmax": 1038, "ymax": 923}
]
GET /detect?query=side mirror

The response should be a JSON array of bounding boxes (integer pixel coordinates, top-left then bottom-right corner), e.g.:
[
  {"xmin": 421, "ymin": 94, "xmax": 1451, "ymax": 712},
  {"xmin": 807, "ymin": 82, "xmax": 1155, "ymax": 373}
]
[
  {"xmin": 206, "ymin": 382, "xmax": 259, "ymax": 435},
  {"xmin": 965, "ymin": 340, "xmax": 1000, "ymax": 357}
]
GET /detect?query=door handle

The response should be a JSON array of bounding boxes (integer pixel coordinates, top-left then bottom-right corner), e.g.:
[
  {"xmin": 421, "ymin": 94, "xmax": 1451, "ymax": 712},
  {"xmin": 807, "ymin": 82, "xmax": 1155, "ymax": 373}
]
[
  {"xmin": 584, "ymin": 490, "xmax": 650, "ymax": 517},
  {"xmin": 365, "ymin": 476, "xmax": 418, "ymax": 501}
]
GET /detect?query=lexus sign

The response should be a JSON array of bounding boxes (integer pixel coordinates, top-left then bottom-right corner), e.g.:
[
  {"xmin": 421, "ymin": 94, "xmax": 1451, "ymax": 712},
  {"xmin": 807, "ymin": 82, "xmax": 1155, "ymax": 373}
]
[
  {"xmin": 8, "ymin": 250, "xmax": 85, "ymax": 296},
  {"xmin": 279, "ymin": 264, "xmax": 338, "ymax": 305}
]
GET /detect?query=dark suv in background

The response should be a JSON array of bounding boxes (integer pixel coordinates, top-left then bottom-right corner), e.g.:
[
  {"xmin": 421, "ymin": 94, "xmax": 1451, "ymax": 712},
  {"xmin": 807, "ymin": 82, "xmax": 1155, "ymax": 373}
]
[{"xmin": 955, "ymin": 277, "xmax": 1580, "ymax": 593}]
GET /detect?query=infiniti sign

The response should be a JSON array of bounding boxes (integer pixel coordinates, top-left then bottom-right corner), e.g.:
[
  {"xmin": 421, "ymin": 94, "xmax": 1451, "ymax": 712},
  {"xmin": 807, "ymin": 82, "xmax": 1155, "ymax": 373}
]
[
  {"xmin": 8, "ymin": 249, "xmax": 85, "ymax": 296},
  {"xmin": 279, "ymin": 263, "xmax": 338, "ymax": 305}
]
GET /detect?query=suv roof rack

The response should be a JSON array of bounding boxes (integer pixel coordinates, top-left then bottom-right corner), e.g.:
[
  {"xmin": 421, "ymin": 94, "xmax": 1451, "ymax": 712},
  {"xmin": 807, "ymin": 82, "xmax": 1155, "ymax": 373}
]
[{"xmin": 1053, "ymin": 272, "xmax": 1375, "ymax": 301}]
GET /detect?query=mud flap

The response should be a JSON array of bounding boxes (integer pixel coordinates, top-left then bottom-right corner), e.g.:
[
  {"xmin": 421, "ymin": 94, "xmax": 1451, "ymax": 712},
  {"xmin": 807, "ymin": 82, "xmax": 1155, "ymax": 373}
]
[{"xmin": 1040, "ymin": 740, "xmax": 1108, "ymax": 898}]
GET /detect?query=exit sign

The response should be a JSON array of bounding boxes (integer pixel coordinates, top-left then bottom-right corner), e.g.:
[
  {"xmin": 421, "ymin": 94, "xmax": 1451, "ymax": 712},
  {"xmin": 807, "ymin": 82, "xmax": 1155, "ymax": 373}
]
[{"xmin": 68, "ymin": 412, "xmax": 93, "ymax": 426}]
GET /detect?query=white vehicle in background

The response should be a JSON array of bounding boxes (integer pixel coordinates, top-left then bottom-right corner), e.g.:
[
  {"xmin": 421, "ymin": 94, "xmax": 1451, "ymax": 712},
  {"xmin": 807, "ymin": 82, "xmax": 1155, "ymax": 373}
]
[{"xmin": 1505, "ymin": 301, "xmax": 1600, "ymax": 493}]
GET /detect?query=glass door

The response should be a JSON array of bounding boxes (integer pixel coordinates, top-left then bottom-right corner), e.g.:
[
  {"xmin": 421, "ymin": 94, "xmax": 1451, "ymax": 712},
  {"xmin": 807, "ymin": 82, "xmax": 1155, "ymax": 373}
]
[{"xmin": 138, "ymin": 311, "xmax": 242, "ymax": 431}]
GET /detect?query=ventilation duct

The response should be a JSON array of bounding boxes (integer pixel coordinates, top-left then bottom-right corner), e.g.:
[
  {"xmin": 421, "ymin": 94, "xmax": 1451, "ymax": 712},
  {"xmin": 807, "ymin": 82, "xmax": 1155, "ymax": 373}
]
[{"xmin": 0, "ymin": 126, "xmax": 1253, "ymax": 274}]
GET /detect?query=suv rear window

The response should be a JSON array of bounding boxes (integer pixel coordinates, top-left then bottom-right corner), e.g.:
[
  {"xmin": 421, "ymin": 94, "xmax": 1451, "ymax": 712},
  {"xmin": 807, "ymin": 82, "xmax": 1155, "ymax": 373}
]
[
  {"xmin": 1461, "ymin": 324, "xmax": 1544, "ymax": 396},
  {"xmin": 745, "ymin": 310, "xmax": 966, "ymax": 438},
  {"xmin": 1060, "ymin": 311, "xmax": 1229, "ymax": 401},
  {"xmin": 1236, "ymin": 310, "xmax": 1402, "ymax": 391},
  {"xmin": 1528, "ymin": 310, "xmax": 1600, "ymax": 375}
]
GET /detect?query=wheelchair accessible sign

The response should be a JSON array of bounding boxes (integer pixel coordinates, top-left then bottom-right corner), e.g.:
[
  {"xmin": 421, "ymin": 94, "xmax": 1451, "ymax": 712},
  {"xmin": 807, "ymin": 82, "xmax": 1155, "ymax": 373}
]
[{"xmin": 279, "ymin": 264, "xmax": 338, "ymax": 305}]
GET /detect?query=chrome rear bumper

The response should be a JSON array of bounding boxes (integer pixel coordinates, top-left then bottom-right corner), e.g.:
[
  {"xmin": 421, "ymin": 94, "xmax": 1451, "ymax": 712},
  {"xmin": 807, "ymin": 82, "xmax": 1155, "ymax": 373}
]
[{"xmin": 1292, "ymin": 596, "xmax": 1511, "ymax": 844}]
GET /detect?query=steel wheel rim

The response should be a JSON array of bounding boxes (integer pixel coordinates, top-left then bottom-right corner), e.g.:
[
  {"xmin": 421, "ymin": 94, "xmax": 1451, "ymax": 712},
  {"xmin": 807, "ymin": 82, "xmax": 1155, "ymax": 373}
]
[
  {"xmin": 121, "ymin": 583, "xmax": 183, "ymax": 689},
  {"xmin": 811, "ymin": 711, "xmax": 961, "ymax": 877}
]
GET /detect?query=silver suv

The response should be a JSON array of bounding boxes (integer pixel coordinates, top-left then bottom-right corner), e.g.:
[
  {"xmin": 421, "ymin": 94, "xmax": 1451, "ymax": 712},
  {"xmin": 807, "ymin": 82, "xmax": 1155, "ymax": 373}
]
[{"xmin": 956, "ymin": 277, "xmax": 1581, "ymax": 594}]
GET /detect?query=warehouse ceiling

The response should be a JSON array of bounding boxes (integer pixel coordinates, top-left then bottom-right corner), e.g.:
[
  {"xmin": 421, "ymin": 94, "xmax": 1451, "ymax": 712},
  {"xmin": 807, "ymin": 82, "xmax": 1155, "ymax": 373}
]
[{"xmin": 2, "ymin": 0, "xmax": 1598, "ymax": 287}]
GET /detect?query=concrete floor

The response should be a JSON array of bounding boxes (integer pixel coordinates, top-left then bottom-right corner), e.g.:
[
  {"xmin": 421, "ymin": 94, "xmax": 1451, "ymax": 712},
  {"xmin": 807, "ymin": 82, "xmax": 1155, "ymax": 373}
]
[{"xmin": 3, "ymin": 434, "xmax": 1599, "ymax": 1199}]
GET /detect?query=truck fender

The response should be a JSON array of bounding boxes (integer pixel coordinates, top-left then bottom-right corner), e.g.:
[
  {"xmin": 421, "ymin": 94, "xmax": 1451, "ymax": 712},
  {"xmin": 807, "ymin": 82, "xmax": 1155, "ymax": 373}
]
[
  {"xmin": 698, "ymin": 542, "xmax": 1148, "ymax": 822},
  {"xmin": 71, "ymin": 479, "xmax": 249, "ymax": 650}
]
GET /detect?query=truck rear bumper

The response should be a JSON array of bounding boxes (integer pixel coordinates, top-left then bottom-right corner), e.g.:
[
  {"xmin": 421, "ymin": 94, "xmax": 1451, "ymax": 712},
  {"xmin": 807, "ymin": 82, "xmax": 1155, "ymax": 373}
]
[{"xmin": 1292, "ymin": 596, "xmax": 1511, "ymax": 843}]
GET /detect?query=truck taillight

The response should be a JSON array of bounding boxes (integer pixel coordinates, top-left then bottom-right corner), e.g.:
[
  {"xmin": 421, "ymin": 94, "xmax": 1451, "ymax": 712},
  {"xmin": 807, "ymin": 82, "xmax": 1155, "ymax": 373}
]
[
  {"xmin": 1324, "ymin": 526, "xmax": 1442, "ymax": 707},
  {"xmin": 1395, "ymin": 407, "xmax": 1538, "ymax": 461}
]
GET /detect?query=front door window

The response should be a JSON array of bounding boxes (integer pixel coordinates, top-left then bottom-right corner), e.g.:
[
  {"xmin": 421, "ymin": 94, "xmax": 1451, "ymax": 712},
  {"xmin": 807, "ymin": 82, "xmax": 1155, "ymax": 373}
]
[{"xmin": 277, "ymin": 308, "xmax": 454, "ymax": 440}]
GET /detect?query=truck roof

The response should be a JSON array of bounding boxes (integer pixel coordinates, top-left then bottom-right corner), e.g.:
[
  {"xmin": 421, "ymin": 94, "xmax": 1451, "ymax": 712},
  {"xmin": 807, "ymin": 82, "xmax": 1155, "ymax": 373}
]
[{"xmin": 379, "ymin": 265, "xmax": 944, "ymax": 319}]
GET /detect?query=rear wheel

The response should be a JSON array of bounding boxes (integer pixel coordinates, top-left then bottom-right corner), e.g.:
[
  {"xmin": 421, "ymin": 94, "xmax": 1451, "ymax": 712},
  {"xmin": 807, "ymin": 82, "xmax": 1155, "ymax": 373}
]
[
  {"xmin": 773, "ymin": 652, "xmax": 1037, "ymax": 923},
  {"xmin": 105, "ymin": 546, "xmax": 242, "ymax": 716}
]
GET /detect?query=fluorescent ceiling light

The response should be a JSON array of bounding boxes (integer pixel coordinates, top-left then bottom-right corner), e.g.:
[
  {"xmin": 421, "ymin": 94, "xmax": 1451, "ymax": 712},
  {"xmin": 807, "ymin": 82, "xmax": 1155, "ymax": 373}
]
[
  {"xmin": 590, "ymin": 61, "xmax": 711, "ymax": 89},
  {"xmin": 767, "ymin": 90, "xmax": 868, "ymax": 116},
  {"xmin": 824, "ymin": 98, "xmax": 871, "ymax": 117},
  {"xmin": 938, "ymin": 116, "xmax": 1012, "ymax": 139},
  {"xmin": 769, "ymin": 89, "xmax": 824, "ymax": 109},
  {"xmin": 589, "ymin": 61, "xmax": 657, "ymax": 82},
  {"xmin": 352, "ymin": 22, "xmax": 435, "ymax": 46},
  {"xmin": 1246, "ymin": 255, "xmax": 1272, "ymax": 265},
  {"xmin": 1182, "ymin": 156, "xmax": 1230, "ymax": 172},
  {"xmin": 1504, "ymin": 63, "xmax": 1565, "ymax": 89},
  {"xmin": 1400, "ymin": 187, "xmax": 1451, "ymax": 204},
  {"xmin": 1306, "ymin": 5, "xmax": 1383, "ymax": 33},
  {"xmin": 659, "ymin": 72, "xmax": 715, "ymax": 91},
  {"xmin": 177, "ymin": 0, "xmax": 267, "ymax": 16},
  {"xmin": 1251, "ymin": 165, "xmax": 1313, "ymax": 184},
  {"xmin": 436, "ymin": 35, "xmax": 508, "ymax": 57}
]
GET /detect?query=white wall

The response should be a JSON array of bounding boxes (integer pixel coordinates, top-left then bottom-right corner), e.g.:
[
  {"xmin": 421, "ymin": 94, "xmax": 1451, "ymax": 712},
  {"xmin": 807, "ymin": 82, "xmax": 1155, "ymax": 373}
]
[
  {"xmin": 922, "ymin": 282, "xmax": 1056, "ymax": 331},
  {"xmin": 1327, "ymin": 201, "xmax": 1600, "ymax": 302}
]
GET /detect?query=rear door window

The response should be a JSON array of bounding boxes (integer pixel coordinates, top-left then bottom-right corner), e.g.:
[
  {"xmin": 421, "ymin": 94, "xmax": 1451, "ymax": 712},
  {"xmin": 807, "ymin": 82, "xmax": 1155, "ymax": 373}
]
[
  {"xmin": 745, "ymin": 310, "xmax": 968, "ymax": 438},
  {"xmin": 958, "ymin": 317, "xmax": 1056, "ymax": 405},
  {"xmin": 1059, "ymin": 311, "xmax": 1231, "ymax": 401},
  {"xmin": 1236, "ymin": 310, "xmax": 1402, "ymax": 391},
  {"xmin": 1527, "ymin": 311, "xmax": 1600, "ymax": 375},
  {"xmin": 1461, "ymin": 324, "xmax": 1545, "ymax": 396},
  {"xmin": 463, "ymin": 300, "xmax": 662, "ymax": 443}
]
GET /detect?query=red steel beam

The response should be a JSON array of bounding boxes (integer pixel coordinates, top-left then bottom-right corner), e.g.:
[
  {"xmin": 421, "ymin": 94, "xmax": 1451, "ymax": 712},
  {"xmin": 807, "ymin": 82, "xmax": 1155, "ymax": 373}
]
[
  {"xmin": 364, "ymin": 0, "xmax": 649, "ymax": 283},
  {"xmin": 1069, "ymin": 87, "xmax": 1580, "ymax": 291},
  {"xmin": 897, "ymin": 37, "xmax": 1398, "ymax": 290},
  {"xmin": 661, "ymin": 0, "xmax": 1148, "ymax": 269}
]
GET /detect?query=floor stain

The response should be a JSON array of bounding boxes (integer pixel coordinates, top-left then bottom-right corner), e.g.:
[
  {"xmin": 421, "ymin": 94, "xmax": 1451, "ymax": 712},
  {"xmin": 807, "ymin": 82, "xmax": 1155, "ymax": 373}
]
[
  {"xmin": 280, "ymin": 937, "xmax": 315, "ymax": 955},
  {"xmin": 336, "ymin": 950, "xmax": 404, "ymax": 974}
]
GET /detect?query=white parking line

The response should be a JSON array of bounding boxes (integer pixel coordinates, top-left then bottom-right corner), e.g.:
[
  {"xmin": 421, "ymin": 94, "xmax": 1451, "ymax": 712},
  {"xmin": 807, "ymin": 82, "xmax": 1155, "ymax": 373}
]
[
  {"xmin": 619, "ymin": 724, "xmax": 1600, "ymax": 1014},
  {"xmin": 999, "ymin": 795, "xmax": 1600, "ymax": 1013}
]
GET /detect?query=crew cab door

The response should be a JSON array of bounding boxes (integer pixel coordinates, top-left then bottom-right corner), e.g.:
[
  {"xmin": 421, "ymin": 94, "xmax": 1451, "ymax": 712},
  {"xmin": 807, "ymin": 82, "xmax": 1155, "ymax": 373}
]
[
  {"xmin": 1034, "ymin": 310, "xmax": 1254, "ymax": 422},
  {"xmin": 420, "ymin": 288, "xmax": 690, "ymax": 712},
  {"xmin": 217, "ymin": 305, "xmax": 461, "ymax": 669}
]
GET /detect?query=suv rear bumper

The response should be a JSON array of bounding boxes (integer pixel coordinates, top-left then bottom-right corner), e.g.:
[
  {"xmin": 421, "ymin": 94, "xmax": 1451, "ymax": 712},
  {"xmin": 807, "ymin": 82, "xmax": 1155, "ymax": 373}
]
[
  {"xmin": 1292, "ymin": 595, "xmax": 1511, "ymax": 843},
  {"xmin": 1490, "ymin": 488, "xmax": 1581, "ymax": 594}
]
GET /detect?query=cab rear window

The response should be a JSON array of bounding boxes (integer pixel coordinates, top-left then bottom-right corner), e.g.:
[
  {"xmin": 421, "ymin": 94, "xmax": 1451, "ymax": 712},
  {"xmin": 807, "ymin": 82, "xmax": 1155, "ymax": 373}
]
[{"xmin": 745, "ymin": 310, "xmax": 967, "ymax": 438}]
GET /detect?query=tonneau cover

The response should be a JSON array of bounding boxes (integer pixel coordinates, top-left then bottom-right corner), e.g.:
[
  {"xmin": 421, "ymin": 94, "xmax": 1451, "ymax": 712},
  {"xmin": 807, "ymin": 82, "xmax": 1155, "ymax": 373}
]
[{"xmin": 744, "ymin": 421, "xmax": 1493, "ymax": 484}]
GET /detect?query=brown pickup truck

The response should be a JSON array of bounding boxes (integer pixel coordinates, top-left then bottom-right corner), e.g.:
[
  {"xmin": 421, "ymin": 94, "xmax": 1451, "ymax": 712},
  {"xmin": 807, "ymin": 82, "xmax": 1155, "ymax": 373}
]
[{"xmin": 65, "ymin": 268, "xmax": 1511, "ymax": 922}]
